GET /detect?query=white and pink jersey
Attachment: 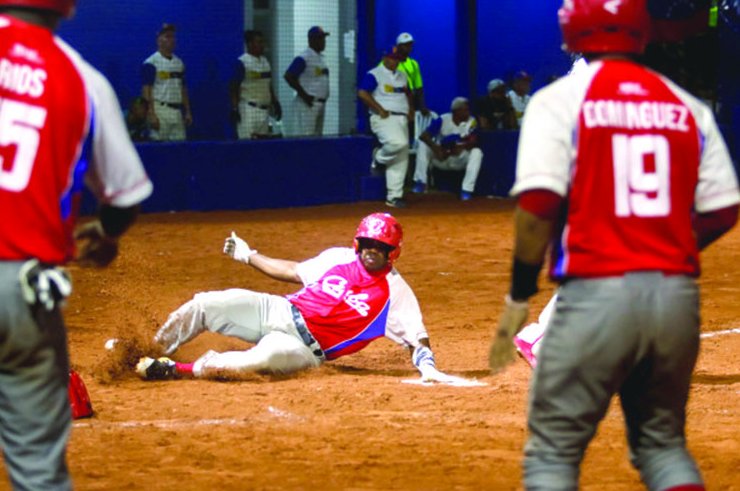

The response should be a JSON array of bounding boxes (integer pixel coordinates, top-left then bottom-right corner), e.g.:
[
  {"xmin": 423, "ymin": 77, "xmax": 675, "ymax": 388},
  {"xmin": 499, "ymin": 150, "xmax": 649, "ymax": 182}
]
[
  {"xmin": 0, "ymin": 15, "xmax": 152, "ymax": 265},
  {"xmin": 288, "ymin": 247, "xmax": 427, "ymax": 360},
  {"xmin": 512, "ymin": 59, "xmax": 740, "ymax": 279}
]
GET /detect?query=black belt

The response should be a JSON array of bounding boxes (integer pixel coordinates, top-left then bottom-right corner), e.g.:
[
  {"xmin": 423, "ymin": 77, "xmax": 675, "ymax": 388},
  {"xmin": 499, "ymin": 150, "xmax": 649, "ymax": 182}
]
[
  {"xmin": 290, "ymin": 305, "xmax": 326, "ymax": 361},
  {"xmin": 156, "ymin": 101, "xmax": 183, "ymax": 110},
  {"xmin": 247, "ymin": 101, "xmax": 270, "ymax": 110},
  {"xmin": 314, "ymin": 98, "xmax": 327, "ymax": 103},
  {"xmin": 389, "ymin": 111, "xmax": 408, "ymax": 116}
]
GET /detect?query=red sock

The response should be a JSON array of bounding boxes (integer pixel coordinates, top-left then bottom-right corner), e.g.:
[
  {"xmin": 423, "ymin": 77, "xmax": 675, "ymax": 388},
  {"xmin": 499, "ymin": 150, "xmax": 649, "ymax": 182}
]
[
  {"xmin": 665, "ymin": 485, "xmax": 705, "ymax": 491},
  {"xmin": 175, "ymin": 362, "xmax": 194, "ymax": 375}
]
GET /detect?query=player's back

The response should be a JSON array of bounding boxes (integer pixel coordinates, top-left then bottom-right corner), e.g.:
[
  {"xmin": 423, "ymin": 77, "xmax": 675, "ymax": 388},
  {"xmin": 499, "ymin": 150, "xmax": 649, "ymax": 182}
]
[
  {"xmin": 0, "ymin": 15, "xmax": 89, "ymax": 264},
  {"xmin": 542, "ymin": 59, "xmax": 712, "ymax": 278}
]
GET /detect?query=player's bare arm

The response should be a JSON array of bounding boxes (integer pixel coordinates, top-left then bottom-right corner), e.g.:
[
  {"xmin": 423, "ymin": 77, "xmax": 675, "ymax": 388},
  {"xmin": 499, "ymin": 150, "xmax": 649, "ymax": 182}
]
[
  {"xmin": 419, "ymin": 131, "xmax": 447, "ymax": 161},
  {"xmin": 284, "ymin": 71, "xmax": 313, "ymax": 107},
  {"xmin": 141, "ymin": 84, "xmax": 159, "ymax": 129},
  {"xmin": 223, "ymin": 232, "xmax": 301, "ymax": 283},
  {"xmin": 357, "ymin": 89, "xmax": 389, "ymax": 118}
]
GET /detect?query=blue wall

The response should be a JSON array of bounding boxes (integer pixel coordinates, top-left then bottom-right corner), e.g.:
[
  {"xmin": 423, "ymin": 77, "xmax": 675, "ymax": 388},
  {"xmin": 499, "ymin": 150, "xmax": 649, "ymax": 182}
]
[
  {"xmin": 476, "ymin": 1, "xmax": 571, "ymax": 95},
  {"xmin": 57, "ymin": 0, "xmax": 243, "ymax": 141}
]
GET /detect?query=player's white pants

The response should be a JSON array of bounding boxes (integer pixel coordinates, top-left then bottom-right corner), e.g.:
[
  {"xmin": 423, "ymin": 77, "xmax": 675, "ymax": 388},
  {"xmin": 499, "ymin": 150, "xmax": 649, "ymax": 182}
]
[
  {"xmin": 153, "ymin": 289, "xmax": 322, "ymax": 378},
  {"xmin": 285, "ymin": 97, "xmax": 325, "ymax": 137},
  {"xmin": 413, "ymin": 142, "xmax": 483, "ymax": 193},
  {"xmin": 150, "ymin": 103, "xmax": 186, "ymax": 141},
  {"xmin": 371, "ymin": 114, "xmax": 409, "ymax": 201},
  {"xmin": 237, "ymin": 102, "xmax": 270, "ymax": 139}
]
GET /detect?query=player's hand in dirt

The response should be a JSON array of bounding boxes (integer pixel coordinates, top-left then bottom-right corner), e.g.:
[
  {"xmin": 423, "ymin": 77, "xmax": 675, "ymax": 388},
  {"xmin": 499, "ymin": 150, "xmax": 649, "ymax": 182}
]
[
  {"xmin": 223, "ymin": 231, "xmax": 257, "ymax": 264},
  {"xmin": 489, "ymin": 296, "xmax": 529, "ymax": 374},
  {"xmin": 74, "ymin": 221, "xmax": 119, "ymax": 267}
]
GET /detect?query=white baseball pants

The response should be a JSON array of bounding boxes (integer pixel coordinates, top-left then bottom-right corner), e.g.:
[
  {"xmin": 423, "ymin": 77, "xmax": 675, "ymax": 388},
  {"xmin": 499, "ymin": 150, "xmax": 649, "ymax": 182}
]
[
  {"xmin": 237, "ymin": 102, "xmax": 270, "ymax": 139},
  {"xmin": 150, "ymin": 103, "xmax": 185, "ymax": 141},
  {"xmin": 413, "ymin": 142, "xmax": 483, "ymax": 193},
  {"xmin": 154, "ymin": 289, "xmax": 322, "ymax": 378},
  {"xmin": 285, "ymin": 97, "xmax": 325, "ymax": 137},
  {"xmin": 371, "ymin": 114, "xmax": 409, "ymax": 201}
]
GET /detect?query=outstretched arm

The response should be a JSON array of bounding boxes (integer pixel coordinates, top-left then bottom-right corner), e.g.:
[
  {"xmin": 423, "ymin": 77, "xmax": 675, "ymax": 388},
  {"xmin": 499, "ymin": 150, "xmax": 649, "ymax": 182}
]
[{"xmin": 223, "ymin": 232, "xmax": 302, "ymax": 283}]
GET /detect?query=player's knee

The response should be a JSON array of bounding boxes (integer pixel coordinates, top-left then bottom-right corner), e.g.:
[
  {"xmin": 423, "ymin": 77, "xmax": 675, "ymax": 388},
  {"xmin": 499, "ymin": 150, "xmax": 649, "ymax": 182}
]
[{"xmin": 384, "ymin": 139, "xmax": 408, "ymax": 155}]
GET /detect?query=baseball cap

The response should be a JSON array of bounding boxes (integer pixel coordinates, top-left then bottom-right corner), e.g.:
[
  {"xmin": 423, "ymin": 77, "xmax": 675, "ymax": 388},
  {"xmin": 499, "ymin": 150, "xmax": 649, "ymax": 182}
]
[
  {"xmin": 487, "ymin": 79, "xmax": 505, "ymax": 92},
  {"xmin": 157, "ymin": 23, "xmax": 176, "ymax": 36},
  {"xmin": 513, "ymin": 70, "xmax": 532, "ymax": 81},
  {"xmin": 450, "ymin": 97, "xmax": 469, "ymax": 111},
  {"xmin": 396, "ymin": 32, "xmax": 414, "ymax": 45},
  {"xmin": 308, "ymin": 26, "xmax": 330, "ymax": 37}
]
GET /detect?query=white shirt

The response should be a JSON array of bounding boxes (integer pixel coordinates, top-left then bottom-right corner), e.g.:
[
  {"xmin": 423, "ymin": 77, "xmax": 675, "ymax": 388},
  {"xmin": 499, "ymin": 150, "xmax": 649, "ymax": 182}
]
[
  {"xmin": 363, "ymin": 65, "xmax": 409, "ymax": 114},
  {"xmin": 295, "ymin": 48, "xmax": 329, "ymax": 100},
  {"xmin": 507, "ymin": 90, "xmax": 530, "ymax": 126},
  {"xmin": 143, "ymin": 51, "xmax": 185, "ymax": 104},
  {"xmin": 238, "ymin": 53, "xmax": 271, "ymax": 105}
]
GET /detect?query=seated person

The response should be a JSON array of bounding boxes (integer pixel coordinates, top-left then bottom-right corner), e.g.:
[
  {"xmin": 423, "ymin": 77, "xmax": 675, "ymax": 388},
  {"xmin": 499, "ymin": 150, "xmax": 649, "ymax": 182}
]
[
  {"xmin": 475, "ymin": 79, "xmax": 516, "ymax": 130},
  {"xmin": 507, "ymin": 71, "xmax": 532, "ymax": 128},
  {"xmin": 412, "ymin": 97, "xmax": 483, "ymax": 201},
  {"xmin": 125, "ymin": 96, "xmax": 152, "ymax": 142}
]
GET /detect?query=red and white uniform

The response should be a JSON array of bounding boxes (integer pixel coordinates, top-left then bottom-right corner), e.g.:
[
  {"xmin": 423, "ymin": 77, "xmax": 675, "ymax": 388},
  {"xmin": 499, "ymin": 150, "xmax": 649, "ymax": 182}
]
[
  {"xmin": 290, "ymin": 247, "xmax": 427, "ymax": 359},
  {"xmin": 511, "ymin": 59, "xmax": 740, "ymax": 278},
  {"xmin": 0, "ymin": 15, "xmax": 152, "ymax": 264}
]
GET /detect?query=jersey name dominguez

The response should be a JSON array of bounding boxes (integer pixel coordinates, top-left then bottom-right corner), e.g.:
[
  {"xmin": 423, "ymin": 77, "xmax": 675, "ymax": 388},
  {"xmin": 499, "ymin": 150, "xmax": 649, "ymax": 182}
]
[{"xmin": 511, "ymin": 59, "xmax": 740, "ymax": 279}]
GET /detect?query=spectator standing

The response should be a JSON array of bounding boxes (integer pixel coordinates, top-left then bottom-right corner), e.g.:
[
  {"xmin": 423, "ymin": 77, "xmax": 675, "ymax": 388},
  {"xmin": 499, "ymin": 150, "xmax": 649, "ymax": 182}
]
[
  {"xmin": 0, "ymin": 1, "xmax": 153, "ymax": 488},
  {"xmin": 507, "ymin": 70, "xmax": 532, "ymax": 128},
  {"xmin": 412, "ymin": 97, "xmax": 483, "ymax": 201},
  {"xmin": 394, "ymin": 32, "xmax": 429, "ymax": 116},
  {"xmin": 229, "ymin": 29, "xmax": 281, "ymax": 139},
  {"xmin": 358, "ymin": 52, "xmax": 414, "ymax": 209},
  {"xmin": 141, "ymin": 23, "xmax": 192, "ymax": 141},
  {"xmin": 475, "ymin": 78, "xmax": 516, "ymax": 130},
  {"xmin": 283, "ymin": 26, "xmax": 330, "ymax": 137}
]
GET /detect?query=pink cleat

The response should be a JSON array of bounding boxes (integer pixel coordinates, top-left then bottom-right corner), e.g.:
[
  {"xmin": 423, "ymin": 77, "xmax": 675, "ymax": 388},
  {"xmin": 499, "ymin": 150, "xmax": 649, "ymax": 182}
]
[{"xmin": 513, "ymin": 335, "xmax": 537, "ymax": 369}]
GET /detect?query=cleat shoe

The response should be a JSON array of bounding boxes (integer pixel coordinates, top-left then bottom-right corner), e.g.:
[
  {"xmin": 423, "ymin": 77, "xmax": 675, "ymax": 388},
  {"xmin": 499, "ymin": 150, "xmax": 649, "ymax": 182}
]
[
  {"xmin": 385, "ymin": 198, "xmax": 408, "ymax": 209},
  {"xmin": 513, "ymin": 336, "xmax": 537, "ymax": 369},
  {"xmin": 412, "ymin": 181, "xmax": 426, "ymax": 194},
  {"xmin": 460, "ymin": 191, "xmax": 473, "ymax": 201},
  {"xmin": 136, "ymin": 357, "xmax": 178, "ymax": 380}
]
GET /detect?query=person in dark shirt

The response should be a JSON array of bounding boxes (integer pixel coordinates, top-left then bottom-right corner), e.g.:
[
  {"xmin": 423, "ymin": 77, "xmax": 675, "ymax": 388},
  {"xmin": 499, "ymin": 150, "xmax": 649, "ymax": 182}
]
[{"xmin": 474, "ymin": 79, "xmax": 516, "ymax": 130}]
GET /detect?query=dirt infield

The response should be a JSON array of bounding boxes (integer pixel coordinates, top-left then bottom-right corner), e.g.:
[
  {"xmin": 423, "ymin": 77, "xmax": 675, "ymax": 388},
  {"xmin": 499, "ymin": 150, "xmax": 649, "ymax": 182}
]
[{"xmin": 10, "ymin": 194, "xmax": 739, "ymax": 490}]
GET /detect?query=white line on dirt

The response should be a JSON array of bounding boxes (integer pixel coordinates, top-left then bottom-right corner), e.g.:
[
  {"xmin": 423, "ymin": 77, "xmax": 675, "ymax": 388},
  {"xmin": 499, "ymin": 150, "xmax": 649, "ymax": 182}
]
[
  {"xmin": 700, "ymin": 328, "xmax": 740, "ymax": 339},
  {"xmin": 73, "ymin": 406, "xmax": 302, "ymax": 429}
]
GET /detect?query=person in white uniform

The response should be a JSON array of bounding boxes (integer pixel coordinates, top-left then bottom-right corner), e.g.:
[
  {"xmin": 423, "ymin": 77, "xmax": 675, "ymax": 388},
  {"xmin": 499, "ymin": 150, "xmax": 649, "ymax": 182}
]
[
  {"xmin": 141, "ymin": 23, "xmax": 192, "ymax": 141},
  {"xmin": 229, "ymin": 29, "xmax": 281, "ymax": 139},
  {"xmin": 283, "ymin": 26, "xmax": 330, "ymax": 137},
  {"xmin": 358, "ymin": 51, "xmax": 414, "ymax": 209},
  {"xmin": 506, "ymin": 70, "xmax": 532, "ymax": 129},
  {"xmin": 412, "ymin": 97, "xmax": 483, "ymax": 201}
]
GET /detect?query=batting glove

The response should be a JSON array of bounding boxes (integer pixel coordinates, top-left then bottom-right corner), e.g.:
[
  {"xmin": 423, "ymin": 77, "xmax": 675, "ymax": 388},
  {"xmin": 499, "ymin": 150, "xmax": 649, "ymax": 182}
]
[
  {"xmin": 223, "ymin": 231, "xmax": 257, "ymax": 264},
  {"xmin": 489, "ymin": 295, "xmax": 529, "ymax": 374}
]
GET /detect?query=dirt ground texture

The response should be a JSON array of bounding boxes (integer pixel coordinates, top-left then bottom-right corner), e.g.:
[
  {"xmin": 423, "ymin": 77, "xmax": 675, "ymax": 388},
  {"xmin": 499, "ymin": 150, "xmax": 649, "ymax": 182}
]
[{"xmin": 5, "ymin": 195, "xmax": 739, "ymax": 490}]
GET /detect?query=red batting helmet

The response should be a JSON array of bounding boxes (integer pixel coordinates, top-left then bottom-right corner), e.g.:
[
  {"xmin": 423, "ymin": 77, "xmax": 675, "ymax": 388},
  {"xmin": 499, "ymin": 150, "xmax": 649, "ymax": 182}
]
[
  {"xmin": 0, "ymin": 0, "xmax": 75, "ymax": 17},
  {"xmin": 354, "ymin": 213, "xmax": 403, "ymax": 263},
  {"xmin": 558, "ymin": 0, "xmax": 651, "ymax": 54}
]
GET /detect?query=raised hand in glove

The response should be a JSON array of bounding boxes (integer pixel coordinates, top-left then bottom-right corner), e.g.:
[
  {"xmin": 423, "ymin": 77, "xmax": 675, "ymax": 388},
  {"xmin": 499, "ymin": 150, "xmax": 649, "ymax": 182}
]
[
  {"xmin": 223, "ymin": 231, "xmax": 257, "ymax": 264},
  {"xmin": 489, "ymin": 295, "xmax": 529, "ymax": 374},
  {"xmin": 74, "ymin": 221, "xmax": 119, "ymax": 267}
]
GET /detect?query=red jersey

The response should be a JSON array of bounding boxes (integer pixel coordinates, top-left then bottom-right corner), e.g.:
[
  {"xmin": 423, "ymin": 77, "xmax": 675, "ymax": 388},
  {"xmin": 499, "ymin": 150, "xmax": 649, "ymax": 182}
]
[
  {"xmin": 288, "ymin": 247, "xmax": 427, "ymax": 360},
  {"xmin": 0, "ymin": 16, "xmax": 151, "ymax": 264},
  {"xmin": 512, "ymin": 59, "xmax": 740, "ymax": 279}
]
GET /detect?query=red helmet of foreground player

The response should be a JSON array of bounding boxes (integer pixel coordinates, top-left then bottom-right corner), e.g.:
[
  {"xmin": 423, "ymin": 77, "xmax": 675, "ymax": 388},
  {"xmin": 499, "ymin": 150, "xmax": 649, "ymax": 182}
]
[
  {"xmin": 559, "ymin": 0, "xmax": 651, "ymax": 54},
  {"xmin": 0, "ymin": 0, "xmax": 75, "ymax": 17},
  {"xmin": 354, "ymin": 213, "xmax": 403, "ymax": 264}
]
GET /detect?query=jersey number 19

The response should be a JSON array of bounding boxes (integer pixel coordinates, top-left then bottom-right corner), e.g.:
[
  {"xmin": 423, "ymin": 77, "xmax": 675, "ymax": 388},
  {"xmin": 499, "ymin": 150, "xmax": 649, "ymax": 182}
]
[{"xmin": 612, "ymin": 133, "xmax": 671, "ymax": 218}]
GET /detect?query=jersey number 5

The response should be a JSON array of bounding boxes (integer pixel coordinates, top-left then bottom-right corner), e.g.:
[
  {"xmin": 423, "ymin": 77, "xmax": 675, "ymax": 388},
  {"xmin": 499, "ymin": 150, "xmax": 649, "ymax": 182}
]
[
  {"xmin": 612, "ymin": 133, "xmax": 670, "ymax": 217},
  {"xmin": 0, "ymin": 99, "xmax": 47, "ymax": 192}
]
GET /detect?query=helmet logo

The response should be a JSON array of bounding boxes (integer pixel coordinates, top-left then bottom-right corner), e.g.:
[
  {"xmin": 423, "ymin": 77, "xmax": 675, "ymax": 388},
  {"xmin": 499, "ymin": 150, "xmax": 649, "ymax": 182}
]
[
  {"xmin": 604, "ymin": 0, "xmax": 622, "ymax": 15},
  {"xmin": 366, "ymin": 216, "xmax": 386, "ymax": 236}
]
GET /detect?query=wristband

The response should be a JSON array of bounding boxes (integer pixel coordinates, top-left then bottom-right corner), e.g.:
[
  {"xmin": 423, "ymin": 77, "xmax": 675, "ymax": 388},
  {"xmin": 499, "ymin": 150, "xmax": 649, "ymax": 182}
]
[{"xmin": 510, "ymin": 258, "xmax": 542, "ymax": 301}]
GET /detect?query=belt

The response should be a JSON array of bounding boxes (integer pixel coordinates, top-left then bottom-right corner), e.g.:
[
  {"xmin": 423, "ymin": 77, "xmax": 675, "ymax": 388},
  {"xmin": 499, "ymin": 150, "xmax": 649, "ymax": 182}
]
[
  {"xmin": 246, "ymin": 101, "xmax": 270, "ymax": 110},
  {"xmin": 389, "ymin": 111, "xmax": 408, "ymax": 117},
  {"xmin": 314, "ymin": 98, "xmax": 327, "ymax": 103},
  {"xmin": 290, "ymin": 305, "xmax": 326, "ymax": 361},
  {"xmin": 156, "ymin": 101, "xmax": 183, "ymax": 110}
]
